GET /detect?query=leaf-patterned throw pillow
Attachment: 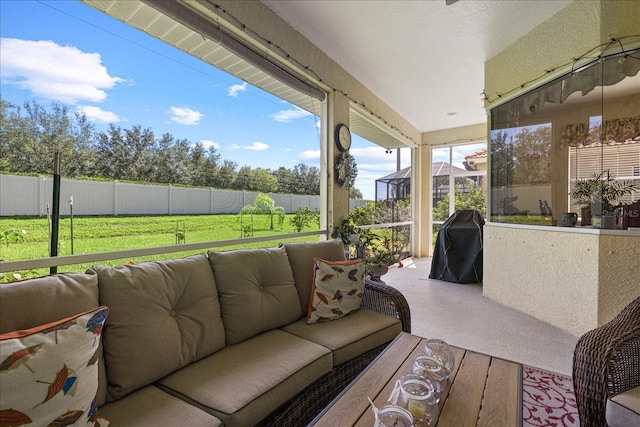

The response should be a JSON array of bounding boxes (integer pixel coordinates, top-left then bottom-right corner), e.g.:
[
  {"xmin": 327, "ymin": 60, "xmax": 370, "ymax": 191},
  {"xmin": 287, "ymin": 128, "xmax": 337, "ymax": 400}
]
[
  {"xmin": 0, "ymin": 306, "xmax": 110, "ymax": 427},
  {"xmin": 307, "ymin": 258, "xmax": 365, "ymax": 324}
]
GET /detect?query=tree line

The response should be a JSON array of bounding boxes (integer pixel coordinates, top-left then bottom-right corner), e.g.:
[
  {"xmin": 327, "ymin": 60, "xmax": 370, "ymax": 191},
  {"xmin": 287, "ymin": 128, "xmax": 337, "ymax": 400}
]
[
  {"xmin": 0, "ymin": 99, "xmax": 363, "ymax": 198},
  {"xmin": 490, "ymin": 126, "xmax": 552, "ymax": 188}
]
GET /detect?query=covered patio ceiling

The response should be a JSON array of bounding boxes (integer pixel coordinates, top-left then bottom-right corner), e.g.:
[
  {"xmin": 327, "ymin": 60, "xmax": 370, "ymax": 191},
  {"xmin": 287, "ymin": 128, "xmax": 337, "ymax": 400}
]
[{"xmin": 263, "ymin": 0, "xmax": 572, "ymax": 134}]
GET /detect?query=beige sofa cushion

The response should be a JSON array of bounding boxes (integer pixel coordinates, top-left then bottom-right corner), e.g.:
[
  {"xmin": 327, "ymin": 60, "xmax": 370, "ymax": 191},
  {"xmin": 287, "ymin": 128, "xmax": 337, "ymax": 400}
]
[
  {"xmin": 0, "ymin": 272, "xmax": 100, "ymax": 333},
  {"xmin": 157, "ymin": 329, "xmax": 332, "ymax": 427},
  {"xmin": 99, "ymin": 386, "xmax": 222, "ymax": 427},
  {"xmin": 208, "ymin": 248, "xmax": 302, "ymax": 345},
  {"xmin": 281, "ymin": 308, "xmax": 402, "ymax": 365},
  {"xmin": 281, "ymin": 239, "xmax": 346, "ymax": 311},
  {"xmin": 0, "ymin": 273, "xmax": 109, "ymax": 406},
  {"xmin": 92, "ymin": 254, "xmax": 225, "ymax": 401},
  {"xmin": 606, "ymin": 385, "xmax": 640, "ymax": 427}
]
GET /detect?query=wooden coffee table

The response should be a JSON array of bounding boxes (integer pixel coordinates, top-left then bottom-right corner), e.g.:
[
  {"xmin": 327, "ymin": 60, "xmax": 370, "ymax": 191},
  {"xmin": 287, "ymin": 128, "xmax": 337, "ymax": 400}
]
[{"xmin": 309, "ymin": 332, "xmax": 522, "ymax": 427}]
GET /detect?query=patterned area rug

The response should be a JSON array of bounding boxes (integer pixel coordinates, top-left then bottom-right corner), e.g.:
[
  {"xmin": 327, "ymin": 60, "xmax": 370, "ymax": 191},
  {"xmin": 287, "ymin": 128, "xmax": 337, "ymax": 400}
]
[{"xmin": 522, "ymin": 366, "xmax": 579, "ymax": 427}]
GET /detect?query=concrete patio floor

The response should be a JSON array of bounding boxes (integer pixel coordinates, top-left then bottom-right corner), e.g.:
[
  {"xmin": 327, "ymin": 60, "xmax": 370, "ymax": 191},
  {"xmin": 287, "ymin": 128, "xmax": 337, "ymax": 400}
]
[{"xmin": 381, "ymin": 257, "xmax": 579, "ymax": 376}]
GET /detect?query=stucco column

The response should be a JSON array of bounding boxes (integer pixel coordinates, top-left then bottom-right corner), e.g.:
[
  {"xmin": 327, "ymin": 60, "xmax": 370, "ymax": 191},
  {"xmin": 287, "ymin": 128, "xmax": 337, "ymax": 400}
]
[
  {"xmin": 328, "ymin": 93, "xmax": 351, "ymax": 233},
  {"xmin": 413, "ymin": 144, "xmax": 433, "ymax": 257}
]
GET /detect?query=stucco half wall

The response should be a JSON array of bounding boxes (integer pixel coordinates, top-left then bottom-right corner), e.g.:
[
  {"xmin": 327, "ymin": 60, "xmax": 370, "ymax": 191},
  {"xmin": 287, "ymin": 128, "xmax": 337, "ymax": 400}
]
[{"xmin": 483, "ymin": 223, "xmax": 640, "ymax": 336}]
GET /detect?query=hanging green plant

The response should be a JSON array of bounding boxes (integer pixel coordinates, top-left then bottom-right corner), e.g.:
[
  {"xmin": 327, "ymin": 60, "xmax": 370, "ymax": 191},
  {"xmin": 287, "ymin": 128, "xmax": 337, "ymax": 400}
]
[{"xmin": 335, "ymin": 152, "xmax": 358, "ymax": 188}]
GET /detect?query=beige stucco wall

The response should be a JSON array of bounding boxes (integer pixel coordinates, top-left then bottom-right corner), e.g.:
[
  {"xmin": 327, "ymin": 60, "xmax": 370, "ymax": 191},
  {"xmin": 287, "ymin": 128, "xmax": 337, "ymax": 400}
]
[
  {"xmin": 597, "ymin": 234, "xmax": 640, "ymax": 325},
  {"xmin": 484, "ymin": 0, "xmax": 640, "ymax": 106},
  {"xmin": 482, "ymin": 0, "xmax": 640, "ymax": 335},
  {"xmin": 484, "ymin": 224, "xmax": 599, "ymax": 336},
  {"xmin": 484, "ymin": 224, "xmax": 640, "ymax": 336}
]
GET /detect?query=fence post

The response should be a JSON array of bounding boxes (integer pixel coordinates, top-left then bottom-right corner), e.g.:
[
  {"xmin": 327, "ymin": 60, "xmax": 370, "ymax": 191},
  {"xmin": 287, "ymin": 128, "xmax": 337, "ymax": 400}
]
[
  {"xmin": 39, "ymin": 175, "xmax": 46, "ymax": 217},
  {"xmin": 114, "ymin": 181, "xmax": 119, "ymax": 216}
]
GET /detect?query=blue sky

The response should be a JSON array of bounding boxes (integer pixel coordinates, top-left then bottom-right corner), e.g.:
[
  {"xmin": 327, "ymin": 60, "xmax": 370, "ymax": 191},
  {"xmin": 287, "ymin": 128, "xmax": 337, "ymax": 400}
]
[{"xmin": 0, "ymin": 1, "xmax": 486, "ymax": 200}]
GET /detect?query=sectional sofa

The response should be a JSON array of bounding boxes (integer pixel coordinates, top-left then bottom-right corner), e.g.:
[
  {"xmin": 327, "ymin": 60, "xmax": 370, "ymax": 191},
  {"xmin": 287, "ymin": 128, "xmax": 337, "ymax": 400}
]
[{"xmin": 0, "ymin": 239, "xmax": 410, "ymax": 426}]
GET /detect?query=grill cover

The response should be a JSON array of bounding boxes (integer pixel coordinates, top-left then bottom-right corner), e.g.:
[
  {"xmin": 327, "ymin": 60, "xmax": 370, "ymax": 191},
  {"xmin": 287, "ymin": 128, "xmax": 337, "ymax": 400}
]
[{"xmin": 429, "ymin": 210, "xmax": 484, "ymax": 284}]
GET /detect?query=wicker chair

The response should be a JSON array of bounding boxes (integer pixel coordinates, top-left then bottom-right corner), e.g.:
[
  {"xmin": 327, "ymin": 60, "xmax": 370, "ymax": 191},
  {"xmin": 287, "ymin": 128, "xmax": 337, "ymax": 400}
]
[{"xmin": 573, "ymin": 296, "xmax": 640, "ymax": 426}]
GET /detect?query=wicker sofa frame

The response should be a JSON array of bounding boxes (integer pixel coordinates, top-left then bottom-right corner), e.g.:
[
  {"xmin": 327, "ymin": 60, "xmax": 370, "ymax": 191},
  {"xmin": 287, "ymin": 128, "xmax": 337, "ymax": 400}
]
[
  {"xmin": 573, "ymin": 296, "xmax": 640, "ymax": 427},
  {"xmin": 260, "ymin": 278, "xmax": 411, "ymax": 426}
]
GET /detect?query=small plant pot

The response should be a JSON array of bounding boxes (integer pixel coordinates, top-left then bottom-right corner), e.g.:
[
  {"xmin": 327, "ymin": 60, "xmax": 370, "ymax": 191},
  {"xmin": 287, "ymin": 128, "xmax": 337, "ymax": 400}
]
[
  {"xmin": 368, "ymin": 264, "xmax": 389, "ymax": 283},
  {"xmin": 369, "ymin": 264, "xmax": 389, "ymax": 277}
]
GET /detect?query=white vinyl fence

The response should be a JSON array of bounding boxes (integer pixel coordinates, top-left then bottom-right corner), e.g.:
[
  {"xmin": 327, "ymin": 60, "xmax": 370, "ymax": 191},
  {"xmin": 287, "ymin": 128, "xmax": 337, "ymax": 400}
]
[{"xmin": 0, "ymin": 175, "xmax": 369, "ymax": 216}]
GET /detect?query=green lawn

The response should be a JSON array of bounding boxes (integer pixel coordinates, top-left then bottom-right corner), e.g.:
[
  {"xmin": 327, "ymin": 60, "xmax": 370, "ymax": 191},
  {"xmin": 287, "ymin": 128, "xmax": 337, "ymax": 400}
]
[{"xmin": 0, "ymin": 214, "xmax": 319, "ymax": 282}]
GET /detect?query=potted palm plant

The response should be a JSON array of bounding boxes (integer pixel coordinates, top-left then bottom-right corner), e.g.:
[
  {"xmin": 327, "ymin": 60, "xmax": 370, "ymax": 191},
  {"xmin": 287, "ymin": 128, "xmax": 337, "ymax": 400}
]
[{"xmin": 570, "ymin": 171, "xmax": 640, "ymax": 228}]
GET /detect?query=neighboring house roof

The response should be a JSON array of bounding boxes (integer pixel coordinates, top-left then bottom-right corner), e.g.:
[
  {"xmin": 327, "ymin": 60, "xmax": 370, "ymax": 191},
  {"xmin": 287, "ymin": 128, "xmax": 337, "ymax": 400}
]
[
  {"xmin": 465, "ymin": 149, "xmax": 488, "ymax": 160},
  {"xmin": 432, "ymin": 162, "xmax": 467, "ymax": 177},
  {"xmin": 464, "ymin": 149, "xmax": 488, "ymax": 170},
  {"xmin": 377, "ymin": 166, "xmax": 411, "ymax": 182},
  {"xmin": 377, "ymin": 163, "xmax": 467, "ymax": 182}
]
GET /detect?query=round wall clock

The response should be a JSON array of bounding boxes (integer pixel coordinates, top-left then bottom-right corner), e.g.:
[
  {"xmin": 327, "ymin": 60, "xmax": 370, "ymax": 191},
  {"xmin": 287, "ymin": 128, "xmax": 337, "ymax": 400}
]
[{"xmin": 334, "ymin": 123, "xmax": 352, "ymax": 152}]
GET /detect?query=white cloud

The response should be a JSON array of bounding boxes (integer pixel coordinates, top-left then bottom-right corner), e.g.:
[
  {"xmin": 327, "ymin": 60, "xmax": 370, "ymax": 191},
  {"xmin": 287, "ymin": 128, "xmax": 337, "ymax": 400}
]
[
  {"xmin": 269, "ymin": 107, "xmax": 312, "ymax": 123},
  {"xmin": 199, "ymin": 140, "xmax": 220, "ymax": 149},
  {"xmin": 77, "ymin": 105, "xmax": 120, "ymax": 123},
  {"xmin": 227, "ymin": 82, "xmax": 247, "ymax": 97},
  {"xmin": 170, "ymin": 106, "xmax": 203, "ymax": 125},
  {"xmin": 0, "ymin": 38, "xmax": 124, "ymax": 104},
  {"xmin": 299, "ymin": 150, "xmax": 320, "ymax": 160},
  {"xmin": 229, "ymin": 141, "xmax": 269, "ymax": 151}
]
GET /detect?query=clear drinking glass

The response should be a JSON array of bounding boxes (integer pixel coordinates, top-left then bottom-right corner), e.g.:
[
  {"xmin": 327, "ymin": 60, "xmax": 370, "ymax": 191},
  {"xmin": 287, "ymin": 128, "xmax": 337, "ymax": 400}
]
[
  {"xmin": 412, "ymin": 353, "xmax": 447, "ymax": 402},
  {"xmin": 389, "ymin": 373, "xmax": 439, "ymax": 427},
  {"xmin": 374, "ymin": 405, "xmax": 414, "ymax": 427},
  {"xmin": 423, "ymin": 338, "xmax": 455, "ymax": 377}
]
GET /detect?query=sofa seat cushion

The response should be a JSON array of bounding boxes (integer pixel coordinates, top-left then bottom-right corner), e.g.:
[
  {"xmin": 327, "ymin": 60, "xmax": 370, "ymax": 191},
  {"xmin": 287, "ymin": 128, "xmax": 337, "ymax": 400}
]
[
  {"xmin": 99, "ymin": 385, "xmax": 222, "ymax": 427},
  {"xmin": 281, "ymin": 308, "xmax": 402, "ymax": 365},
  {"xmin": 92, "ymin": 254, "xmax": 225, "ymax": 401},
  {"xmin": 606, "ymin": 385, "xmax": 640, "ymax": 427},
  {"xmin": 156, "ymin": 329, "xmax": 332, "ymax": 427},
  {"xmin": 208, "ymin": 248, "xmax": 302, "ymax": 345},
  {"xmin": 282, "ymin": 239, "xmax": 346, "ymax": 311}
]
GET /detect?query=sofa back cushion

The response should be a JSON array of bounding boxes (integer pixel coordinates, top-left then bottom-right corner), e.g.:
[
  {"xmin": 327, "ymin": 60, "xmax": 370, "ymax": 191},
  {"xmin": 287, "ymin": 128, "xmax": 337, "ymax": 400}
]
[
  {"xmin": 208, "ymin": 248, "xmax": 301, "ymax": 345},
  {"xmin": 92, "ymin": 254, "xmax": 225, "ymax": 401},
  {"xmin": 0, "ymin": 273, "xmax": 109, "ymax": 407},
  {"xmin": 282, "ymin": 239, "xmax": 347, "ymax": 311}
]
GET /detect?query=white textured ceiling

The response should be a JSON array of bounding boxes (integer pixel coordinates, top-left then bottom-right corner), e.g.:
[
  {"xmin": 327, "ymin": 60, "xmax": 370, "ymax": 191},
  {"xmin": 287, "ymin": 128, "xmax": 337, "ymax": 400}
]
[{"xmin": 262, "ymin": 0, "xmax": 572, "ymax": 133}]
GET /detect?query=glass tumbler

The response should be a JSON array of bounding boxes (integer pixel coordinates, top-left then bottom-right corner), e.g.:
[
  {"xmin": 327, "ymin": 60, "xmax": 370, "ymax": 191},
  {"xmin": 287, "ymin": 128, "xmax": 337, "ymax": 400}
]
[
  {"xmin": 389, "ymin": 373, "xmax": 438, "ymax": 427},
  {"xmin": 412, "ymin": 353, "xmax": 447, "ymax": 402},
  {"xmin": 423, "ymin": 338, "xmax": 455, "ymax": 377}
]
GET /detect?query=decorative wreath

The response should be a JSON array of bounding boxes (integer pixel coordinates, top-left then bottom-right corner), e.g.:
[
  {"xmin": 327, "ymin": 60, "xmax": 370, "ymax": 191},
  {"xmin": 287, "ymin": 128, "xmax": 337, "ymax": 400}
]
[{"xmin": 335, "ymin": 152, "xmax": 358, "ymax": 188}]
